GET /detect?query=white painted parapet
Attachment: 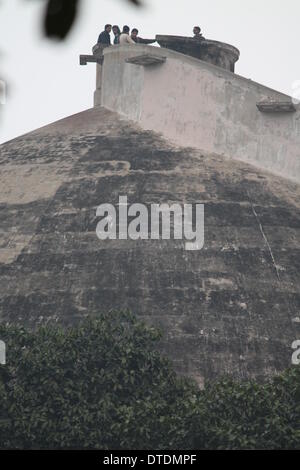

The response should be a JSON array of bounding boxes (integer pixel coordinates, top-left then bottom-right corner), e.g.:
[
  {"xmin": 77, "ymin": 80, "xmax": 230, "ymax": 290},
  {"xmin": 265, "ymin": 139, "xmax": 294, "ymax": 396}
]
[{"xmin": 98, "ymin": 44, "xmax": 300, "ymax": 183}]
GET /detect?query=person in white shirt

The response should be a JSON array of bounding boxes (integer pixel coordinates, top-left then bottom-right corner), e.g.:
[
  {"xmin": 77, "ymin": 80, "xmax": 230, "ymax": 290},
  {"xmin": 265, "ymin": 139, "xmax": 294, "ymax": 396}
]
[{"xmin": 119, "ymin": 25, "xmax": 136, "ymax": 45}]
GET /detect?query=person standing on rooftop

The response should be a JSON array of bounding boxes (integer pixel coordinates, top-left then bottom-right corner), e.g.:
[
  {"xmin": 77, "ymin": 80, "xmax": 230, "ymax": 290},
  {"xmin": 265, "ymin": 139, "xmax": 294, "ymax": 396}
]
[
  {"xmin": 92, "ymin": 24, "xmax": 112, "ymax": 55},
  {"xmin": 193, "ymin": 26, "xmax": 205, "ymax": 40},
  {"xmin": 112, "ymin": 25, "xmax": 121, "ymax": 44},
  {"xmin": 131, "ymin": 28, "xmax": 156, "ymax": 44},
  {"xmin": 97, "ymin": 24, "xmax": 112, "ymax": 46},
  {"xmin": 119, "ymin": 25, "xmax": 136, "ymax": 45}
]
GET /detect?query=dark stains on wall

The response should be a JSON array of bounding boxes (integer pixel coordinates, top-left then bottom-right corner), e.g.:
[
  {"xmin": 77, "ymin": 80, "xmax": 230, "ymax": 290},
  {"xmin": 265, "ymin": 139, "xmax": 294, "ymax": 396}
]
[{"xmin": 0, "ymin": 107, "xmax": 299, "ymax": 385}]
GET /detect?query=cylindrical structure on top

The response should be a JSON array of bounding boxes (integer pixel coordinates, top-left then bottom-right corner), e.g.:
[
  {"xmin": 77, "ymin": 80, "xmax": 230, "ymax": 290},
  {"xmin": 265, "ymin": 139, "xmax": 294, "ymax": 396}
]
[{"xmin": 156, "ymin": 35, "xmax": 240, "ymax": 72}]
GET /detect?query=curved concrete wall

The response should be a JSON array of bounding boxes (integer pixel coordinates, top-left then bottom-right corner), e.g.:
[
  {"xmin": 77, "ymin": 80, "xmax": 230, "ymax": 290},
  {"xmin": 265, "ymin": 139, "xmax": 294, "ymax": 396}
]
[{"xmin": 98, "ymin": 44, "xmax": 300, "ymax": 183}]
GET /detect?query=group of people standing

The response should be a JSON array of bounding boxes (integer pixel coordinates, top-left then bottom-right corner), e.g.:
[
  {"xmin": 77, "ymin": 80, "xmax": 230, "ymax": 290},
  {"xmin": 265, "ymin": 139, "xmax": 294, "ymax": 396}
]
[
  {"xmin": 95, "ymin": 24, "xmax": 205, "ymax": 54},
  {"xmin": 97, "ymin": 24, "xmax": 156, "ymax": 48}
]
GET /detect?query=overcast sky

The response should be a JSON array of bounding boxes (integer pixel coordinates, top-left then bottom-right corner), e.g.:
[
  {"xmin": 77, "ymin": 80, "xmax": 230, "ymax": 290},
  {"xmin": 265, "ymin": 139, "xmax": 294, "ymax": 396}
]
[{"xmin": 0, "ymin": 0, "xmax": 299, "ymax": 144}]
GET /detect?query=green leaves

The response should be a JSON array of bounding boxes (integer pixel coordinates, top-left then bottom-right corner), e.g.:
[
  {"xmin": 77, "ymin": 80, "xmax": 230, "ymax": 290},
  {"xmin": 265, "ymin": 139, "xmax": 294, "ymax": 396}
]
[
  {"xmin": 191, "ymin": 370, "xmax": 300, "ymax": 450},
  {"xmin": 0, "ymin": 313, "xmax": 299, "ymax": 449}
]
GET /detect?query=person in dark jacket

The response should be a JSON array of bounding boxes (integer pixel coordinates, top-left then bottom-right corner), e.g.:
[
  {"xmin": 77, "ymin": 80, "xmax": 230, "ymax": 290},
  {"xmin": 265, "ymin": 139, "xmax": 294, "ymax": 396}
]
[
  {"xmin": 97, "ymin": 24, "xmax": 112, "ymax": 45},
  {"xmin": 131, "ymin": 28, "xmax": 156, "ymax": 44},
  {"xmin": 193, "ymin": 26, "xmax": 205, "ymax": 40},
  {"xmin": 112, "ymin": 25, "xmax": 121, "ymax": 44},
  {"xmin": 93, "ymin": 23, "xmax": 112, "ymax": 55}
]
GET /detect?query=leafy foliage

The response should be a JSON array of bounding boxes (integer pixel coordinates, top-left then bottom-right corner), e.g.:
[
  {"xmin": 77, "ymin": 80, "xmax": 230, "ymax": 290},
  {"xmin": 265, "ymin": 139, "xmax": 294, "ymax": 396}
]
[
  {"xmin": 42, "ymin": 0, "xmax": 142, "ymax": 40},
  {"xmin": 0, "ymin": 312, "xmax": 299, "ymax": 449},
  {"xmin": 193, "ymin": 371, "xmax": 300, "ymax": 449},
  {"xmin": 44, "ymin": 0, "xmax": 79, "ymax": 40}
]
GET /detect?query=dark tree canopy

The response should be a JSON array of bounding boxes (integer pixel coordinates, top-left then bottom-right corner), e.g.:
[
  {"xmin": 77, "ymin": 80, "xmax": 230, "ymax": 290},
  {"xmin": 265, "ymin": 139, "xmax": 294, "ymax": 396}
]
[{"xmin": 0, "ymin": 312, "xmax": 299, "ymax": 449}]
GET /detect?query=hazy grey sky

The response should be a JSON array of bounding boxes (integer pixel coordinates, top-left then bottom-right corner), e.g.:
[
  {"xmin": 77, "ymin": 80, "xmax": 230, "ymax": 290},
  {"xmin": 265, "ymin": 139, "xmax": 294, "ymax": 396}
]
[{"xmin": 0, "ymin": 0, "xmax": 299, "ymax": 143}]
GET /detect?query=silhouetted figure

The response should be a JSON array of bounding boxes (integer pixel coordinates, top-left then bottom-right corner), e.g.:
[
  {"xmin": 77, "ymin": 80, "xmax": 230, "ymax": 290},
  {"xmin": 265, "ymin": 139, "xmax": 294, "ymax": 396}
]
[
  {"xmin": 119, "ymin": 25, "xmax": 135, "ymax": 45},
  {"xmin": 92, "ymin": 24, "xmax": 112, "ymax": 55},
  {"xmin": 193, "ymin": 26, "xmax": 205, "ymax": 40},
  {"xmin": 97, "ymin": 24, "xmax": 112, "ymax": 45},
  {"xmin": 131, "ymin": 28, "xmax": 156, "ymax": 44},
  {"xmin": 112, "ymin": 25, "xmax": 121, "ymax": 44}
]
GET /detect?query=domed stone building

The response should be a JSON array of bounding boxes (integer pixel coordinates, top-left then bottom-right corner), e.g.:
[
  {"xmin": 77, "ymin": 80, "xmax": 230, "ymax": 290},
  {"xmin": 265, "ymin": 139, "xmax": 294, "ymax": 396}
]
[{"xmin": 1, "ymin": 38, "xmax": 299, "ymax": 386}]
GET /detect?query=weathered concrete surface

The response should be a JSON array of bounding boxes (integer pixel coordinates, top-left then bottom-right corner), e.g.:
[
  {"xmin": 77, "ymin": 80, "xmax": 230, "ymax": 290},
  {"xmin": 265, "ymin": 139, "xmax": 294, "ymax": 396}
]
[
  {"xmin": 99, "ymin": 45, "xmax": 300, "ymax": 183},
  {"xmin": 0, "ymin": 107, "xmax": 300, "ymax": 386},
  {"xmin": 156, "ymin": 36, "xmax": 240, "ymax": 72}
]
